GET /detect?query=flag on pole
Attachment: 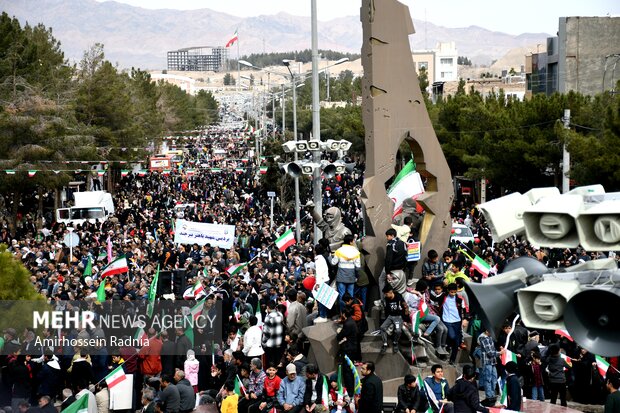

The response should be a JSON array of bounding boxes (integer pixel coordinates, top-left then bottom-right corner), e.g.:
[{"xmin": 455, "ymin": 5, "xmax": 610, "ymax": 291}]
[
  {"xmin": 275, "ymin": 228, "xmax": 296, "ymax": 252},
  {"xmin": 226, "ymin": 262, "xmax": 247, "ymax": 276},
  {"xmin": 134, "ymin": 326, "xmax": 147, "ymax": 342},
  {"xmin": 386, "ymin": 159, "xmax": 424, "ymax": 218},
  {"xmin": 83, "ymin": 257, "xmax": 92, "ymax": 277},
  {"xmin": 105, "ymin": 365, "xmax": 127, "ymax": 389},
  {"xmin": 185, "ymin": 299, "xmax": 206, "ymax": 346},
  {"xmin": 106, "ymin": 236, "xmax": 113, "ymax": 264},
  {"xmin": 99, "ymin": 256, "xmax": 129, "ymax": 278},
  {"xmin": 234, "ymin": 374, "xmax": 246, "ymax": 396},
  {"xmin": 418, "ymin": 299, "xmax": 428, "ymax": 318},
  {"xmin": 61, "ymin": 393, "xmax": 89, "ymax": 413},
  {"xmin": 147, "ymin": 265, "xmax": 159, "ymax": 318},
  {"xmin": 96, "ymin": 280, "xmax": 106, "ymax": 302},
  {"xmin": 595, "ymin": 355, "xmax": 610, "ymax": 378},
  {"xmin": 420, "ymin": 373, "xmax": 439, "ymax": 411},
  {"xmin": 321, "ymin": 375, "xmax": 330, "ymax": 407},
  {"xmin": 97, "ymin": 251, "xmax": 107, "ymax": 261},
  {"xmin": 411, "ymin": 310, "xmax": 422, "ymax": 335},
  {"xmin": 183, "ymin": 280, "xmax": 206, "ymax": 300},
  {"xmin": 499, "ymin": 379, "xmax": 508, "ymax": 405},
  {"xmin": 28, "ymin": 170, "xmax": 37, "ymax": 177},
  {"xmin": 120, "ymin": 170, "xmax": 129, "ymax": 177},
  {"xmin": 260, "ymin": 166, "xmax": 268, "ymax": 174},
  {"xmin": 501, "ymin": 349, "xmax": 518, "ymax": 365},
  {"xmin": 555, "ymin": 329, "xmax": 574, "ymax": 342},
  {"xmin": 226, "ymin": 29, "xmax": 238, "ymax": 47},
  {"xmin": 336, "ymin": 364, "xmax": 348, "ymax": 397},
  {"xmin": 5, "ymin": 170, "xmax": 15, "ymax": 175},
  {"xmin": 254, "ymin": 300, "xmax": 263, "ymax": 327},
  {"xmin": 344, "ymin": 355, "xmax": 361, "ymax": 395},
  {"xmin": 459, "ymin": 248, "xmax": 490, "ymax": 278}
]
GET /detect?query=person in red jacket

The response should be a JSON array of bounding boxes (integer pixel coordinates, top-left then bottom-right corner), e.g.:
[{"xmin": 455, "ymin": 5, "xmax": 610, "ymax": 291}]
[
  {"xmin": 252, "ymin": 364, "xmax": 282, "ymax": 413},
  {"xmin": 139, "ymin": 328, "xmax": 163, "ymax": 378}
]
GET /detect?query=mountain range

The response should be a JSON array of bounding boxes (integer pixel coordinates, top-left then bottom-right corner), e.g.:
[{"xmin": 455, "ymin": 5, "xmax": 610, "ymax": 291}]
[{"xmin": 1, "ymin": 0, "xmax": 551, "ymax": 70}]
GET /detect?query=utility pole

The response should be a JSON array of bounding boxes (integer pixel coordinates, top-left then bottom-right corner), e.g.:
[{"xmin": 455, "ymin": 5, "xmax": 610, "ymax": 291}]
[
  {"xmin": 562, "ymin": 109, "xmax": 571, "ymax": 194},
  {"xmin": 311, "ymin": 0, "xmax": 322, "ymax": 242}
]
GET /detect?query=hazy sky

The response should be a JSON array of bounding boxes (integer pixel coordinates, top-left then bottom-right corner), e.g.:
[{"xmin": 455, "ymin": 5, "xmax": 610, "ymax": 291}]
[{"xmin": 96, "ymin": 0, "xmax": 618, "ymax": 35}]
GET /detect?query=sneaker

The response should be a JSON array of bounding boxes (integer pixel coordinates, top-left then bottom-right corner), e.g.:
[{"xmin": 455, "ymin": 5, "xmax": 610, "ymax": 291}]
[
  {"xmin": 314, "ymin": 317, "xmax": 327, "ymax": 323},
  {"xmin": 436, "ymin": 346, "xmax": 449, "ymax": 356},
  {"xmin": 380, "ymin": 344, "xmax": 387, "ymax": 355},
  {"xmin": 481, "ymin": 398, "xmax": 496, "ymax": 407},
  {"xmin": 419, "ymin": 335, "xmax": 433, "ymax": 345},
  {"xmin": 393, "ymin": 345, "xmax": 399, "ymax": 354}
]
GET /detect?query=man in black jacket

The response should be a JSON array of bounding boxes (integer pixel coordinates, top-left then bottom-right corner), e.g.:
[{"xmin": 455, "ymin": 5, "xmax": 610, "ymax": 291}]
[
  {"xmin": 384, "ymin": 228, "xmax": 408, "ymax": 294},
  {"xmin": 395, "ymin": 374, "xmax": 426, "ymax": 413},
  {"xmin": 358, "ymin": 361, "xmax": 382, "ymax": 413},
  {"xmin": 447, "ymin": 365, "xmax": 488, "ymax": 413},
  {"xmin": 174, "ymin": 370, "xmax": 196, "ymax": 413},
  {"xmin": 303, "ymin": 364, "xmax": 326, "ymax": 412}
]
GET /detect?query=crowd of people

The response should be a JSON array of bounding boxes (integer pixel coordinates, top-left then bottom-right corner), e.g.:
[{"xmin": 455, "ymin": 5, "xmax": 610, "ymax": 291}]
[{"xmin": 0, "ymin": 124, "xmax": 619, "ymax": 413}]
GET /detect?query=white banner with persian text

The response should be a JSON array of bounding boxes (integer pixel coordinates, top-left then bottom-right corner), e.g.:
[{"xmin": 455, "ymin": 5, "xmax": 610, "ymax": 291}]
[{"xmin": 174, "ymin": 219, "xmax": 236, "ymax": 249}]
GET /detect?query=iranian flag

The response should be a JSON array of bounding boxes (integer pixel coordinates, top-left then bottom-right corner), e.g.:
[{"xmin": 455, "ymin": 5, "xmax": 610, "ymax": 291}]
[
  {"xmin": 386, "ymin": 159, "xmax": 424, "ymax": 218},
  {"xmin": 120, "ymin": 170, "xmax": 129, "ymax": 177},
  {"xmin": 5, "ymin": 170, "xmax": 15, "ymax": 175},
  {"xmin": 226, "ymin": 29, "xmax": 238, "ymax": 48},
  {"xmin": 489, "ymin": 409, "xmax": 522, "ymax": 413},
  {"xmin": 97, "ymin": 171, "xmax": 105, "ymax": 177},
  {"xmin": 418, "ymin": 299, "xmax": 429, "ymax": 318},
  {"xmin": 560, "ymin": 353, "xmax": 573, "ymax": 370},
  {"xmin": 147, "ymin": 265, "xmax": 159, "ymax": 318},
  {"xmin": 234, "ymin": 374, "xmax": 247, "ymax": 396},
  {"xmin": 61, "ymin": 394, "xmax": 89, "ymax": 413},
  {"xmin": 96, "ymin": 280, "xmax": 106, "ymax": 302},
  {"xmin": 254, "ymin": 300, "xmax": 263, "ymax": 327},
  {"xmin": 28, "ymin": 170, "xmax": 37, "ymax": 177},
  {"xmin": 226, "ymin": 262, "xmax": 247, "ymax": 276},
  {"xmin": 471, "ymin": 255, "xmax": 491, "ymax": 278},
  {"xmin": 595, "ymin": 355, "xmax": 610, "ymax": 378},
  {"xmin": 501, "ymin": 349, "xmax": 518, "ymax": 365},
  {"xmin": 275, "ymin": 228, "xmax": 296, "ymax": 252},
  {"xmin": 499, "ymin": 379, "xmax": 508, "ymax": 405},
  {"xmin": 105, "ymin": 365, "xmax": 127, "ymax": 389},
  {"xmin": 260, "ymin": 166, "xmax": 268, "ymax": 174},
  {"xmin": 321, "ymin": 375, "xmax": 330, "ymax": 407},
  {"xmin": 134, "ymin": 327, "xmax": 147, "ymax": 342},
  {"xmin": 183, "ymin": 280, "xmax": 206, "ymax": 300},
  {"xmin": 421, "ymin": 373, "xmax": 439, "ymax": 410},
  {"xmin": 411, "ymin": 310, "xmax": 422, "ymax": 335},
  {"xmin": 555, "ymin": 329, "xmax": 574, "ymax": 341},
  {"xmin": 211, "ymin": 168, "xmax": 222, "ymax": 172},
  {"xmin": 100, "ymin": 256, "xmax": 129, "ymax": 278}
]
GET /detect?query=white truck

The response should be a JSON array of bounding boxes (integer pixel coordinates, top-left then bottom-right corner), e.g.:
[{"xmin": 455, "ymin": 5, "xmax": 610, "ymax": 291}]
[{"xmin": 56, "ymin": 191, "xmax": 115, "ymax": 225}]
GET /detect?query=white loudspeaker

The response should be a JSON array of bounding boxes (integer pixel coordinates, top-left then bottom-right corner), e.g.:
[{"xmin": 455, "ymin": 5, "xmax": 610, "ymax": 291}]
[
  {"xmin": 517, "ymin": 279, "xmax": 581, "ymax": 330},
  {"xmin": 522, "ymin": 194, "xmax": 583, "ymax": 248},
  {"xmin": 281, "ymin": 162, "xmax": 302, "ymax": 178},
  {"xmin": 566, "ymin": 184, "xmax": 606, "ymax": 196},
  {"xmin": 282, "ymin": 142, "xmax": 298, "ymax": 153},
  {"xmin": 576, "ymin": 200, "xmax": 620, "ymax": 251},
  {"xmin": 307, "ymin": 140, "xmax": 321, "ymax": 150},
  {"xmin": 300, "ymin": 162, "xmax": 320, "ymax": 175},
  {"xmin": 479, "ymin": 187, "xmax": 560, "ymax": 242},
  {"xmin": 324, "ymin": 139, "xmax": 342, "ymax": 152},
  {"xmin": 567, "ymin": 257, "xmax": 619, "ymax": 272}
]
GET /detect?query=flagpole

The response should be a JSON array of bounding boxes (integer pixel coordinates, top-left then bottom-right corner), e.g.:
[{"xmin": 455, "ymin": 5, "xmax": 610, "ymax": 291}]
[{"xmin": 236, "ymin": 30, "xmax": 240, "ymax": 92}]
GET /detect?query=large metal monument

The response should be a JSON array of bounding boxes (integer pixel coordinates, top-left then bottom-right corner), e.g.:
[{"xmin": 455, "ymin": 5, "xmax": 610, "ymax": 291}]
[{"xmin": 360, "ymin": 0, "xmax": 454, "ymax": 282}]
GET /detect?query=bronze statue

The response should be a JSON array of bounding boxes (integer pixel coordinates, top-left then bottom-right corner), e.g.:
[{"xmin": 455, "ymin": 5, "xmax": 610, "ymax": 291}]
[{"xmin": 306, "ymin": 202, "xmax": 352, "ymax": 251}]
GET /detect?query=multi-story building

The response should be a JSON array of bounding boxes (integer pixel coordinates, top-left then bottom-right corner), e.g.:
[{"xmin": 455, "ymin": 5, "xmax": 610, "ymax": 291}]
[
  {"xmin": 525, "ymin": 16, "xmax": 620, "ymax": 98},
  {"xmin": 167, "ymin": 46, "xmax": 228, "ymax": 72},
  {"xmin": 412, "ymin": 42, "xmax": 458, "ymax": 100}
]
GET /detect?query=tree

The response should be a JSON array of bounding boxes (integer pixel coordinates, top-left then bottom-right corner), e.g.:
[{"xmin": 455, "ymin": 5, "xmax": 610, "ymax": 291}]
[
  {"xmin": 223, "ymin": 73, "xmax": 235, "ymax": 86},
  {"xmin": 418, "ymin": 66, "xmax": 429, "ymax": 99}
]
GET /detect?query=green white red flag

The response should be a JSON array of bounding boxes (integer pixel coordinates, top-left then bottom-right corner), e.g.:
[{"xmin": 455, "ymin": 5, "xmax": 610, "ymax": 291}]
[
  {"xmin": 595, "ymin": 355, "xmax": 610, "ymax": 377},
  {"xmin": 226, "ymin": 262, "xmax": 247, "ymax": 276},
  {"xmin": 386, "ymin": 159, "xmax": 424, "ymax": 218},
  {"xmin": 226, "ymin": 29, "xmax": 238, "ymax": 47},
  {"xmin": 501, "ymin": 349, "xmax": 518, "ymax": 365},
  {"xmin": 555, "ymin": 329, "xmax": 573, "ymax": 341},
  {"xmin": 275, "ymin": 228, "xmax": 296, "ymax": 251},
  {"xmin": 105, "ymin": 365, "xmax": 127, "ymax": 389},
  {"xmin": 100, "ymin": 256, "xmax": 129, "ymax": 278},
  {"xmin": 61, "ymin": 394, "xmax": 89, "ymax": 413}
]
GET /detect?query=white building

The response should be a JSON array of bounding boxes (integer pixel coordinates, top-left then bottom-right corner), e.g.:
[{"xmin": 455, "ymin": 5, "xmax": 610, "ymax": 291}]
[{"xmin": 434, "ymin": 42, "xmax": 458, "ymax": 82}]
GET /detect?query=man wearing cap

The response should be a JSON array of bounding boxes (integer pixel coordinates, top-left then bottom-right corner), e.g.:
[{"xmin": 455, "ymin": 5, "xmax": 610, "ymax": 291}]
[{"xmin": 277, "ymin": 363, "xmax": 305, "ymax": 413}]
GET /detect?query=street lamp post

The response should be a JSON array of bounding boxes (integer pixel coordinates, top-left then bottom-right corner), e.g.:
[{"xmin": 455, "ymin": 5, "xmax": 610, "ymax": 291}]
[
  {"xmin": 311, "ymin": 0, "xmax": 322, "ymax": 242},
  {"xmin": 284, "ymin": 60, "xmax": 302, "ymax": 241}
]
